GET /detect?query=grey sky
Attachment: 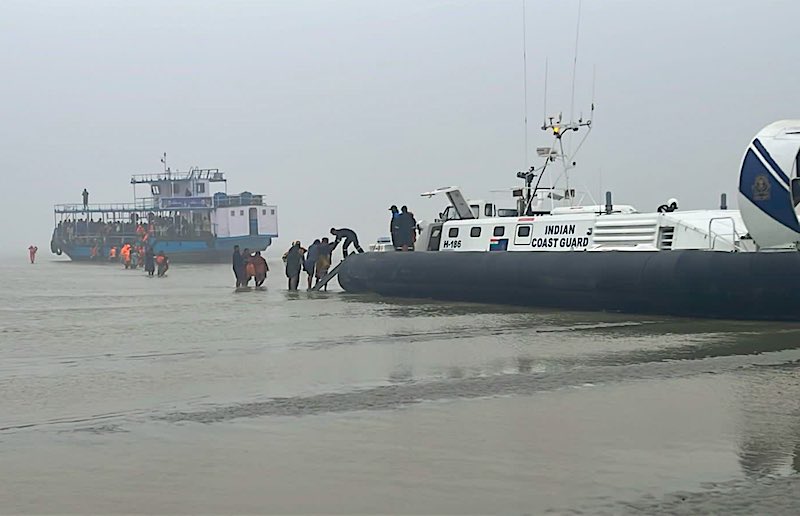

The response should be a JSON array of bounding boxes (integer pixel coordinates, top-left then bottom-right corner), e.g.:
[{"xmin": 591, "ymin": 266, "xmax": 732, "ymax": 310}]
[{"xmin": 1, "ymin": 0, "xmax": 798, "ymax": 255}]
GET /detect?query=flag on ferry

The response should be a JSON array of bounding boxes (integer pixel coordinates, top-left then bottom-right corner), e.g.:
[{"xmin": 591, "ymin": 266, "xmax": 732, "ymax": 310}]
[{"xmin": 489, "ymin": 238, "xmax": 508, "ymax": 251}]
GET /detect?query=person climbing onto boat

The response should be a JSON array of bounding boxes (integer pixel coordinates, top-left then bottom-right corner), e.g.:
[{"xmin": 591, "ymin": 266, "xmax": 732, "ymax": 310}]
[
  {"xmin": 314, "ymin": 237, "xmax": 339, "ymax": 290},
  {"xmin": 253, "ymin": 251, "xmax": 269, "ymax": 287},
  {"xmin": 28, "ymin": 245, "xmax": 37, "ymax": 264},
  {"xmin": 232, "ymin": 245, "xmax": 245, "ymax": 287},
  {"xmin": 82, "ymin": 189, "xmax": 89, "ymax": 210},
  {"xmin": 284, "ymin": 241, "xmax": 305, "ymax": 291},
  {"xmin": 304, "ymin": 239, "xmax": 321, "ymax": 290},
  {"xmin": 330, "ymin": 227, "xmax": 363, "ymax": 259},
  {"xmin": 389, "ymin": 205, "xmax": 400, "ymax": 249},
  {"xmin": 156, "ymin": 251, "xmax": 169, "ymax": 277},
  {"xmin": 144, "ymin": 247, "xmax": 155, "ymax": 277}
]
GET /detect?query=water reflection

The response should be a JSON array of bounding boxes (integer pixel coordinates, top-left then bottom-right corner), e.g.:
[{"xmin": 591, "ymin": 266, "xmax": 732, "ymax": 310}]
[{"xmin": 735, "ymin": 362, "xmax": 800, "ymax": 478}]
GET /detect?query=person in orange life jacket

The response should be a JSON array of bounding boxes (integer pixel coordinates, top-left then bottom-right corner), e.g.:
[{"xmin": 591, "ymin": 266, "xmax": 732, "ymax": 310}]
[{"xmin": 156, "ymin": 251, "xmax": 169, "ymax": 277}]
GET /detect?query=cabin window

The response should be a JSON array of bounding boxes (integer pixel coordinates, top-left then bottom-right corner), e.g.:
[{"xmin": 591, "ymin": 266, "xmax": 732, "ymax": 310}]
[
  {"xmin": 196, "ymin": 183, "xmax": 206, "ymax": 194},
  {"xmin": 470, "ymin": 205, "xmax": 480, "ymax": 218},
  {"xmin": 270, "ymin": 209, "xmax": 275, "ymax": 215},
  {"xmin": 151, "ymin": 185, "xmax": 160, "ymax": 195},
  {"xmin": 470, "ymin": 227, "xmax": 481, "ymax": 237},
  {"xmin": 240, "ymin": 210, "xmax": 245, "ymax": 216},
  {"xmin": 262, "ymin": 209, "xmax": 267, "ymax": 215},
  {"xmin": 448, "ymin": 227, "xmax": 459, "ymax": 238},
  {"xmin": 484, "ymin": 204, "xmax": 494, "ymax": 217},
  {"xmin": 431, "ymin": 228, "xmax": 441, "ymax": 238},
  {"xmin": 493, "ymin": 226, "xmax": 505, "ymax": 237},
  {"xmin": 517, "ymin": 225, "xmax": 531, "ymax": 237},
  {"xmin": 230, "ymin": 210, "xmax": 235, "ymax": 216}
]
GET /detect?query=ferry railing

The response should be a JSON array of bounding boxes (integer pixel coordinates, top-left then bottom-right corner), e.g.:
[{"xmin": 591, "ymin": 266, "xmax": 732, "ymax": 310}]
[
  {"xmin": 130, "ymin": 168, "xmax": 225, "ymax": 184},
  {"xmin": 708, "ymin": 217, "xmax": 741, "ymax": 251},
  {"xmin": 54, "ymin": 201, "xmax": 159, "ymax": 213}
]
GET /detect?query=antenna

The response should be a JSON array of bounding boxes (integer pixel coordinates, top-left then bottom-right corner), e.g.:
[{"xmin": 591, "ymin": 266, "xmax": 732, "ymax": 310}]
[
  {"xmin": 542, "ymin": 59, "xmax": 548, "ymax": 130},
  {"xmin": 569, "ymin": 0, "xmax": 582, "ymax": 126},
  {"xmin": 522, "ymin": 0, "xmax": 529, "ymax": 169}
]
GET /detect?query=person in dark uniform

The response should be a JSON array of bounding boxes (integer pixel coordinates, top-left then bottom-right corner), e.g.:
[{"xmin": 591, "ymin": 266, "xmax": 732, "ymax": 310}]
[
  {"xmin": 389, "ymin": 205, "xmax": 400, "ymax": 250},
  {"xmin": 283, "ymin": 241, "xmax": 304, "ymax": 291},
  {"xmin": 144, "ymin": 247, "xmax": 156, "ymax": 277},
  {"xmin": 396, "ymin": 206, "xmax": 417, "ymax": 251},
  {"xmin": 232, "ymin": 245, "xmax": 245, "ymax": 287},
  {"xmin": 82, "ymin": 189, "xmax": 89, "ymax": 210},
  {"xmin": 330, "ymin": 227, "xmax": 364, "ymax": 259}
]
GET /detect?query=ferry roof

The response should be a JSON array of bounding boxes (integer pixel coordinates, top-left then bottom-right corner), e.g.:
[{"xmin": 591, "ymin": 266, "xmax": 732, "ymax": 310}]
[{"xmin": 130, "ymin": 168, "xmax": 226, "ymax": 184}]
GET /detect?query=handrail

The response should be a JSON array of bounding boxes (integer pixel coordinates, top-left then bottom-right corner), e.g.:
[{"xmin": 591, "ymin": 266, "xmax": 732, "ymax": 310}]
[{"xmin": 708, "ymin": 216, "xmax": 740, "ymax": 251}]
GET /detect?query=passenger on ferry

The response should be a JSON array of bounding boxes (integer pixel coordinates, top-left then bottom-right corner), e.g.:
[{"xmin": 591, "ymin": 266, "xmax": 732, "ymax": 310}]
[
  {"xmin": 144, "ymin": 247, "xmax": 155, "ymax": 277},
  {"xmin": 389, "ymin": 205, "xmax": 400, "ymax": 249},
  {"xmin": 82, "ymin": 189, "xmax": 89, "ymax": 210},
  {"xmin": 304, "ymin": 239, "xmax": 321, "ymax": 290},
  {"xmin": 232, "ymin": 245, "xmax": 245, "ymax": 288},
  {"xmin": 109, "ymin": 246, "xmax": 117, "ymax": 261},
  {"xmin": 314, "ymin": 237, "xmax": 338, "ymax": 290},
  {"xmin": 283, "ymin": 241, "xmax": 305, "ymax": 291},
  {"xmin": 28, "ymin": 245, "xmax": 37, "ymax": 264},
  {"xmin": 90, "ymin": 244, "xmax": 99, "ymax": 261},
  {"xmin": 330, "ymin": 228, "xmax": 364, "ymax": 259},
  {"xmin": 253, "ymin": 251, "xmax": 269, "ymax": 287},
  {"xmin": 156, "ymin": 251, "xmax": 169, "ymax": 277}
]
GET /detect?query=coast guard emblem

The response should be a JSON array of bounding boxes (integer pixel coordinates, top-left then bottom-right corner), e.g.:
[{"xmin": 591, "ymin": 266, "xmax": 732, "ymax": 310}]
[{"xmin": 752, "ymin": 174, "xmax": 771, "ymax": 201}]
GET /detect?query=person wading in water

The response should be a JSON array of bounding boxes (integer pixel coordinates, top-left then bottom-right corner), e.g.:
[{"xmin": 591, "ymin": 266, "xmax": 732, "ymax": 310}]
[
  {"xmin": 253, "ymin": 251, "xmax": 269, "ymax": 288},
  {"xmin": 283, "ymin": 241, "xmax": 304, "ymax": 291},
  {"xmin": 232, "ymin": 245, "xmax": 245, "ymax": 288}
]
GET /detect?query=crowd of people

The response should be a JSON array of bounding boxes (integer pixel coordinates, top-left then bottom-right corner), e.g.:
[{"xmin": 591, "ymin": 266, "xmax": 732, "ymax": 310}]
[
  {"xmin": 56, "ymin": 215, "xmax": 212, "ymax": 243},
  {"xmin": 240, "ymin": 227, "xmax": 362, "ymax": 291},
  {"xmin": 105, "ymin": 243, "xmax": 170, "ymax": 276},
  {"xmin": 231, "ymin": 246, "xmax": 270, "ymax": 288}
]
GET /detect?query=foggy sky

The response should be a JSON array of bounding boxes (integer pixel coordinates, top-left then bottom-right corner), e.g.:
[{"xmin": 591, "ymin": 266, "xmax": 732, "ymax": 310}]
[{"xmin": 1, "ymin": 0, "xmax": 799, "ymax": 256}]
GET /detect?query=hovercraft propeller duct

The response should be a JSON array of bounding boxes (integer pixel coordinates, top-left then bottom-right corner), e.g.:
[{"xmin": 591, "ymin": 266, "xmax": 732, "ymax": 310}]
[{"xmin": 739, "ymin": 120, "xmax": 800, "ymax": 248}]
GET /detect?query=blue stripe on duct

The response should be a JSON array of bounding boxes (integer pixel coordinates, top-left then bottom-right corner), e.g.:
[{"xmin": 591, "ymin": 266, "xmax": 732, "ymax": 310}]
[
  {"xmin": 753, "ymin": 138, "xmax": 791, "ymax": 185},
  {"xmin": 739, "ymin": 148, "xmax": 800, "ymax": 232}
]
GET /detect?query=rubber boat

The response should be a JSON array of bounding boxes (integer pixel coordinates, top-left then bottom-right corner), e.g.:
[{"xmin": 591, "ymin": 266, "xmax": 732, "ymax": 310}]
[{"xmin": 338, "ymin": 119, "xmax": 800, "ymax": 321}]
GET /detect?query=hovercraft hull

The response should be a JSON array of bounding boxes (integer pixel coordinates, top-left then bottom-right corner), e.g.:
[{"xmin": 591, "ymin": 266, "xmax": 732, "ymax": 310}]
[{"xmin": 337, "ymin": 250, "xmax": 800, "ymax": 321}]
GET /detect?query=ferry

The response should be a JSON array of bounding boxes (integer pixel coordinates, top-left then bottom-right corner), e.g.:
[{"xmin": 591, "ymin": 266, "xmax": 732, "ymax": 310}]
[
  {"xmin": 337, "ymin": 118, "xmax": 800, "ymax": 321},
  {"xmin": 50, "ymin": 165, "xmax": 278, "ymax": 263}
]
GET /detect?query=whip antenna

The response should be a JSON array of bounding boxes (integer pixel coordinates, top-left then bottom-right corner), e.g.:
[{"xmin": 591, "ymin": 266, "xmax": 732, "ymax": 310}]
[{"xmin": 522, "ymin": 0, "xmax": 529, "ymax": 168}]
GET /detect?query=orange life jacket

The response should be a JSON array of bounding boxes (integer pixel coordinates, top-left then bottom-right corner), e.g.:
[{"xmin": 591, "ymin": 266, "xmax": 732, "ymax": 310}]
[{"xmin": 156, "ymin": 255, "xmax": 166, "ymax": 265}]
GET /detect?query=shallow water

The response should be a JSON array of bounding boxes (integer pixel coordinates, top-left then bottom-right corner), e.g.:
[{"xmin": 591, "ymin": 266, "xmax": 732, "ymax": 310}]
[{"xmin": 2, "ymin": 257, "xmax": 800, "ymax": 513}]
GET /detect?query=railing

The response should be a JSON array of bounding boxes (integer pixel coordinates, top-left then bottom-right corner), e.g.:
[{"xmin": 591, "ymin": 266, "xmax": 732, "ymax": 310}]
[
  {"xmin": 54, "ymin": 201, "xmax": 158, "ymax": 213},
  {"xmin": 130, "ymin": 168, "xmax": 226, "ymax": 184},
  {"xmin": 708, "ymin": 217, "xmax": 740, "ymax": 251}
]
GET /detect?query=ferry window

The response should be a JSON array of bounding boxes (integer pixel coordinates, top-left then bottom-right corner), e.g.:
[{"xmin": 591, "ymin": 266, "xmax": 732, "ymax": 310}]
[
  {"xmin": 240, "ymin": 210, "xmax": 244, "ymax": 216},
  {"xmin": 151, "ymin": 185, "xmax": 160, "ymax": 195},
  {"xmin": 493, "ymin": 226, "xmax": 505, "ymax": 237},
  {"xmin": 230, "ymin": 210, "xmax": 235, "ymax": 216},
  {"xmin": 270, "ymin": 209, "xmax": 275, "ymax": 215},
  {"xmin": 470, "ymin": 205, "xmax": 480, "ymax": 218},
  {"xmin": 196, "ymin": 183, "xmax": 206, "ymax": 194},
  {"xmin": 517, "ymin": 226, "xmax": 531, "ymax": 237},
  {"xmin": 470, "ymin": 227, "xmax": 481, "ymax": 237},
  {"xmin": 262, "ymin": 209, "xmax": 267, "ymax": 215},
  {"xmin": 448, "ymin": 227, "xmax": 459, "ymax": 238},
  {"xmin": 484, "ymin": 204, "xmax": 494, "ymax": 217}
]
